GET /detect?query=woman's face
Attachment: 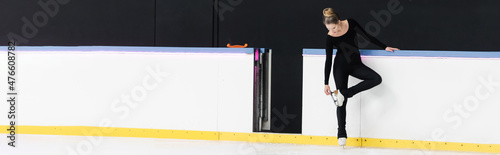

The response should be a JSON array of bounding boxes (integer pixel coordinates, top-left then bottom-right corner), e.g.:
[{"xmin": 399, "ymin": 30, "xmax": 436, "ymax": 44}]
[{"xmin": 325, "ymin": 22, "xmax": 341, "ymax": 34}]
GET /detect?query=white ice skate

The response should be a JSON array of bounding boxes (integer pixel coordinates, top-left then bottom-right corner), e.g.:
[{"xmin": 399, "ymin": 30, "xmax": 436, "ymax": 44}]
[
  {"xmin": 330, "ymin": 90, "xmax": 345, "ymax": 107},
  {"xmin": 338, "ymin": 137, "xmax": 346, "ymax": 147}
]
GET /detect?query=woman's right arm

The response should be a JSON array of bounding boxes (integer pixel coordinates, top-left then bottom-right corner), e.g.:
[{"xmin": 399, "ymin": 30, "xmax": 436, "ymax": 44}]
[{"xmin": 324, "ymin": 36, "xmax": 334, "ymax": 95}]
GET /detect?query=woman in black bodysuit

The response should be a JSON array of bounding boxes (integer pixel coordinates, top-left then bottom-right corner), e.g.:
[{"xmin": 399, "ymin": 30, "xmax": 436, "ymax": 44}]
[{"xmin": 322, "ymin": 8, "xmax": 399, "ymax": 146}]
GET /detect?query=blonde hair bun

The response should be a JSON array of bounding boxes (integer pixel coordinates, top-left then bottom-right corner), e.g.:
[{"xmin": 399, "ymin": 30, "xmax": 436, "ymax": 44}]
[{"xmin": 323, "ymin": 8, "xmax": 334, "ymax": 17}]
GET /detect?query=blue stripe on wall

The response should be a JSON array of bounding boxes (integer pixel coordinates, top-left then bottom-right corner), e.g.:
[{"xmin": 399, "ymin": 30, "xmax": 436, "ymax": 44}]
[
  {"xmin": 303, "ymin": 49, "xmax": 500, "ymax": 58},
  {"xmin": 1, "ymin": 46, "xmax": 255, "ymax": 54}
]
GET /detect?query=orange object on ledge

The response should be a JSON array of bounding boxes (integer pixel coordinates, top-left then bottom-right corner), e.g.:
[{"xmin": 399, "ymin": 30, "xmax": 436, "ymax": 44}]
[{"xmin": 227, "ymin": 43, "xmax": 248, "ymax": 48}]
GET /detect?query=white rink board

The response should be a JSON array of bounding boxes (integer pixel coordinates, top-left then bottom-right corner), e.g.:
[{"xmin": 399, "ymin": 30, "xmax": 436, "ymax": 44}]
[
  {"xmin": 303, "ymin": 50, "xmax": 500, "ymax": 144},
  {"xmin": 0, "ymin": 47, "xmax": 254, "ymax": 133},
  {"xmin": 360, "ymin": 57, "xmax": 500, "ymax": 144}
]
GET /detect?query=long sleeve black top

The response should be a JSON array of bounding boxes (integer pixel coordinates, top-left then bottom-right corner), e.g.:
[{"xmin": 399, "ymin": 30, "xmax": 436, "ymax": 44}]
[{"xmin": 324, "ymin": 18, "xmax": 388, "ymax": 85}]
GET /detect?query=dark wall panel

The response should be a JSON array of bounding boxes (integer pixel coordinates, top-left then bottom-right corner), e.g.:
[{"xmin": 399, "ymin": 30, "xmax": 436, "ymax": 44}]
[
  {"xmin": 218, "ymin": 0, "xmax": 309, "ymax": 133},
  {"xmin": 2, "ymin": 0, "xmax": 499, "ymax": 49},
  {"xmin": 155, "ymin": 0, "xmax": 213, "ymax": 47},
  {"xmin": 218, "ymin": 0, "xmax": 500, "ymax": 51},
  {"xmin": 1, "ymin": 0, "xmax": 154, "ymax": 46}
]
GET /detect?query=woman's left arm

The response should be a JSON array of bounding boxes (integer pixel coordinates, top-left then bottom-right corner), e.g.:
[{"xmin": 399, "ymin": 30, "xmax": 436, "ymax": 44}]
[{"xmin": 351, "ymin": 19, "xmax": 400, "ymax": 52}]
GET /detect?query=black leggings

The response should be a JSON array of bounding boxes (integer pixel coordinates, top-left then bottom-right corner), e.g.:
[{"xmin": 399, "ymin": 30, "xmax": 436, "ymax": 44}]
[{"xmin": 333, "ymin": 59, "xmax": 382, "ymax": 138}]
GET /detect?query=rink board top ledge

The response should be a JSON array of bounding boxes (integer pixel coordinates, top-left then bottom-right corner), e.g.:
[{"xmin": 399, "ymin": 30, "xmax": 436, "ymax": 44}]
[
  {"xmin": 1, "ymin": 46, "xmax": 266, "ymax": 54},
  {"xmin": 303, "ymin": 48, "xmax": 500, "ymax": 58}
]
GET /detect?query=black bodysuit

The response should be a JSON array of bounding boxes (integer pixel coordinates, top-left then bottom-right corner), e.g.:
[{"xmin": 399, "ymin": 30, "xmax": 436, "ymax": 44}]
[{"xmin": 324, "ymin": 18, "xmax": 386, "ymax": 138}]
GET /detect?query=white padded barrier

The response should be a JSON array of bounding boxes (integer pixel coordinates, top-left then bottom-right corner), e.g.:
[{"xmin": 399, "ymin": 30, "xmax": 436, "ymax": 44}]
[
  {"xmin": 303, "ymin": 49, "xmax": 500, "ymax": 144},
  {"xmin": 0, "ymin": 46, "xmax": 255, "ymax": 133}
]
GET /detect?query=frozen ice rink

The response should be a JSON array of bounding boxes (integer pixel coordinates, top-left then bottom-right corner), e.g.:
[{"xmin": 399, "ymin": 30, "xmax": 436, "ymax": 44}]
[{"xmin": 1, "ymin": 134, "xmax": 489, "ymax": 155}]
